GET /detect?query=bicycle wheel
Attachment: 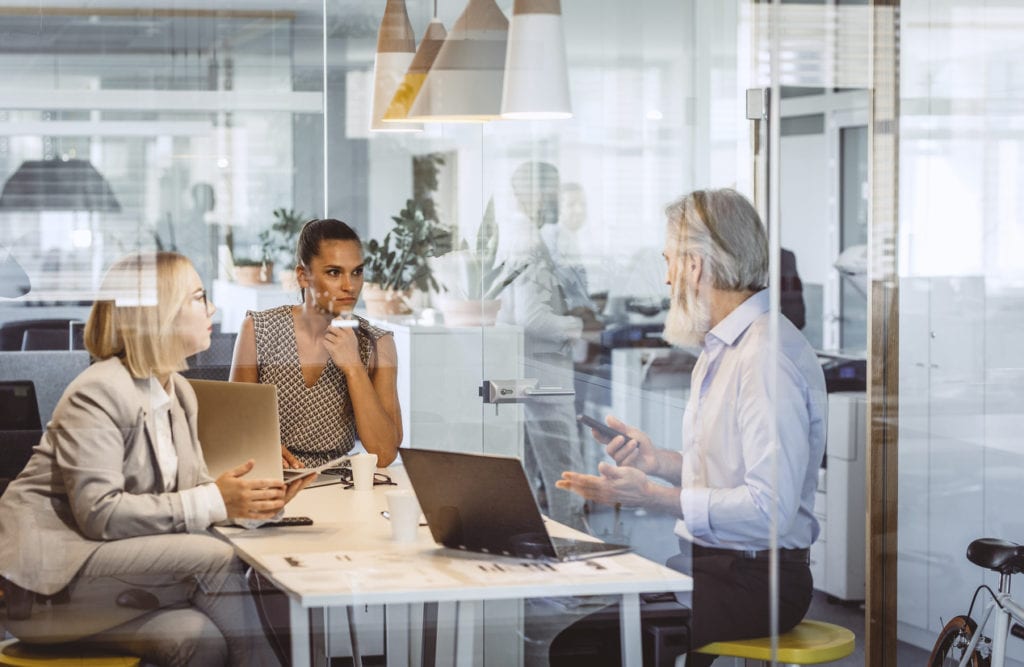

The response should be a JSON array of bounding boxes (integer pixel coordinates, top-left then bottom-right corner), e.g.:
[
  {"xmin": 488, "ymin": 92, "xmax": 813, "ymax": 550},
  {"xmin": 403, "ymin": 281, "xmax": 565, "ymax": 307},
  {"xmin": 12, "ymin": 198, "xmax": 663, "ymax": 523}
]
[{"xmin": 928, "ymin": 615, "xmax": 988, "ymax": 667}]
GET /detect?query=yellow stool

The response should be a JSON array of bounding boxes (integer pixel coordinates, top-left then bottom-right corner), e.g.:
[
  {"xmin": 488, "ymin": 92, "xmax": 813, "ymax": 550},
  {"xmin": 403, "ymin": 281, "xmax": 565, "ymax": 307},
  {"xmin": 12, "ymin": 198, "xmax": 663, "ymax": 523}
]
[
  {"xmin": 0, "ymin": 639, "xmax": 140, "ymax": 667},
  {"xmin": 682, "ymin": 620, "xmax": 855, "ymax": 666}
]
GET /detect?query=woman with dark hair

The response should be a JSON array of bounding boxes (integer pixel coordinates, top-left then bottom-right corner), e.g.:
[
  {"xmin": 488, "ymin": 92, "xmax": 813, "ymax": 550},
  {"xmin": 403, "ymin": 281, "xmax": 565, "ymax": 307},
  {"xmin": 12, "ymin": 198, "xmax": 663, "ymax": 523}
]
[{"xmin": 230, "ymin": 218, "xmax": 402, "ymax": 469}]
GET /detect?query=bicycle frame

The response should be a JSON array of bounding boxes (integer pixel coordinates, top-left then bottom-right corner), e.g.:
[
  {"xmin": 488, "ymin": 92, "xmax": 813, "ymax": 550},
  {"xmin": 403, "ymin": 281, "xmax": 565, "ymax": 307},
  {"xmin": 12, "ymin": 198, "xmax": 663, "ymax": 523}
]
[{"xmin": 958, "ymin": 573, "xmax": 1024, "ymax": 667}]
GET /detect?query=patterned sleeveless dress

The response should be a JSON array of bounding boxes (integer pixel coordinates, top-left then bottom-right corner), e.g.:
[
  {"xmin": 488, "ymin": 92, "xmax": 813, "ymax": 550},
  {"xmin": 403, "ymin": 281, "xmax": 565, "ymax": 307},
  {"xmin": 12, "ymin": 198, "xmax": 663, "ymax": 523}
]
[{"xmin": 249, "ymin": 306, "xmax": 392, "ymax": 467}]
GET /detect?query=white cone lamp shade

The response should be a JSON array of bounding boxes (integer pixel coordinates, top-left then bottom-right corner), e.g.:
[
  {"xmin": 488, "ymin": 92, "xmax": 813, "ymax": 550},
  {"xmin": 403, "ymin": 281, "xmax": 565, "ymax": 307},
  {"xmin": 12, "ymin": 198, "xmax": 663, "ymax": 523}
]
[
  {"xmin": 501, "ymin": 0, "xmax": 571, "ymax": 119},
  {"xmin": 382, "ymin": 18, "xmax": 447, "ymax": 123},
  {"xmin": 371, "ymin": 0, "xmax": 422, "ymax": 132},
  {"xmin": 406, "ymin": 0, "xmax": 509, "ymax": 122}
]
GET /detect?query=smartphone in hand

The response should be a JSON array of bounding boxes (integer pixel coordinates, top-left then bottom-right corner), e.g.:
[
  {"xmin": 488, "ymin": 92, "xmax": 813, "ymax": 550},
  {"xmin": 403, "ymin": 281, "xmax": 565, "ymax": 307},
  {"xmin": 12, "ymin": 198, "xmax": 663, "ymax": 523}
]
[{"xmin": 577, "ymin": 414, "xmax": 630, "ymax": 442}]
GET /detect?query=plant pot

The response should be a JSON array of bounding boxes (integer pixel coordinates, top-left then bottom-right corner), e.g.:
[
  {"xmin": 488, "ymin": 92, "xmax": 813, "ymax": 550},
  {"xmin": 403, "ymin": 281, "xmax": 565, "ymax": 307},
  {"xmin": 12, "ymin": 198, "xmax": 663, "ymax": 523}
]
[
  {"xmin": 363, "ymin": 284, "xmax": 412, "ymax": 318},
  {"xmin": 437, "ymin": 297, "xmax": 502, "ymax": 327},
  {"xmin": 234, "ymin": 262, "xmax": 274, "ymax": 285}
]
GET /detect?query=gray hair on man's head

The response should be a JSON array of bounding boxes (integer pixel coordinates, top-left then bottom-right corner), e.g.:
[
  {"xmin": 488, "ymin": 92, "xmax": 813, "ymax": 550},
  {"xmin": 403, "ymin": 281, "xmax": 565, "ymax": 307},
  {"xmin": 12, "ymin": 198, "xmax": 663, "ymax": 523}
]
[{"xmin": 664, "ymin": 188, "xmax": 768, "ymax": 292}]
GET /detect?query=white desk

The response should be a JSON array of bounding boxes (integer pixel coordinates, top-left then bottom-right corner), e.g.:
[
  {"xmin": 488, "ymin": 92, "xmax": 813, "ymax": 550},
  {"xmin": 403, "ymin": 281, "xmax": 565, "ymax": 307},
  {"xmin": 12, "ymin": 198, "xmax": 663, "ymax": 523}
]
[{"xmin": 219, "ymin": 468, "xmax": 691, "ymax": 667}]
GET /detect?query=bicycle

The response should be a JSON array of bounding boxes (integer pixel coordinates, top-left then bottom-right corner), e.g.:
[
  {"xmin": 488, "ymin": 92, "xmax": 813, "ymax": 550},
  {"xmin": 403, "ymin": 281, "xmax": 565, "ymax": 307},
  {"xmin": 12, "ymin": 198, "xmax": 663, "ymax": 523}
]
[{"xmin": 929, "ymin": 538, "xmax": 1024, "ymax": 666}]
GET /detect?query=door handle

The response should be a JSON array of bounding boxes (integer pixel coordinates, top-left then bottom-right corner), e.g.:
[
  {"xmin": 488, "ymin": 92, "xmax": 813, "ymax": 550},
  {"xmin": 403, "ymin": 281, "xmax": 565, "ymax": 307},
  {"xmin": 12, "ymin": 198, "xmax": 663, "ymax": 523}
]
[{"xmin": 479, "ymin": 379, "xmax": 575, "ymax": 404}]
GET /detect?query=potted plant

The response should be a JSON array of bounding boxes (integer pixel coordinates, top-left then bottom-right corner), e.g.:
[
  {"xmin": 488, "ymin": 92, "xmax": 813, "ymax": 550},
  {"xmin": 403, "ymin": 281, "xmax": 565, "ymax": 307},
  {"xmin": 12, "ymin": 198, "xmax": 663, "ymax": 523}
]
[
  {"xmin": 267, "ymin": 207, "xmax": 307, "ymax": 290},
  {"xmin": 363, "ymin": 199, "xmax": 451, "ymax": 318},
  {"xmin": 429, "ymin": 200, "xmax": 527, "ymax": 326},
  {"xmin": 231, "ymin": 231, "xmax": 275, "ymax": 285}
]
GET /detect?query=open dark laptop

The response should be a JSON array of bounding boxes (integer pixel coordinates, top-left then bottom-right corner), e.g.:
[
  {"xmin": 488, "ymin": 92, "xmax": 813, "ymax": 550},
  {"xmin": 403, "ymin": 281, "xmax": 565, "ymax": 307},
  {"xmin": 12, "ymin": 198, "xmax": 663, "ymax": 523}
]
[{"xmin": 400, "ymin": 449, "xmax": 630, "ymax": 562}]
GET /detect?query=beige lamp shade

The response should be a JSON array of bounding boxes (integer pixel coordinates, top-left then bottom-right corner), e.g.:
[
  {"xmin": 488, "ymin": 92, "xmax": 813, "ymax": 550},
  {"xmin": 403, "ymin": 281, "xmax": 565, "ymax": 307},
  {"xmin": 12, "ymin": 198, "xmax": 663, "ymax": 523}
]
[
  {"xmin": 501, "ymin": 0, "xmax": 571, "ymax": 119},
  {"xmin": 406, "ymin": 0, "xmax": 509, "ymax": 122},
  {"xmin": 382, "ymin": 18, "xmax": 448, "ymax": 123},
  {"xmin": 371, "ymin": 0, "xmax": 422, "ymax": 132}
]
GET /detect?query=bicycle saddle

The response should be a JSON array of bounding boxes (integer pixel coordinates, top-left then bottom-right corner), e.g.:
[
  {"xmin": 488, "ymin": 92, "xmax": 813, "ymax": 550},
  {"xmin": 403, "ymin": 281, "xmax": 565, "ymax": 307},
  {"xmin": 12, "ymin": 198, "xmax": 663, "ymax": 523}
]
[{"xmin": 967, "ymin": 538, "xmax": 1024, "ymax": 574}]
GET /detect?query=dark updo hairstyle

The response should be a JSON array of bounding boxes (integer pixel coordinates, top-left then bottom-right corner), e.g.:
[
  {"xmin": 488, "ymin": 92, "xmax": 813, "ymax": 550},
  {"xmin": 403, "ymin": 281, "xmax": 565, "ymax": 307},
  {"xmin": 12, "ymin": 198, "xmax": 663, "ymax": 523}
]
[{"xmin": 295, "ymin": 218, "xmax": 361, "ymax": 268}]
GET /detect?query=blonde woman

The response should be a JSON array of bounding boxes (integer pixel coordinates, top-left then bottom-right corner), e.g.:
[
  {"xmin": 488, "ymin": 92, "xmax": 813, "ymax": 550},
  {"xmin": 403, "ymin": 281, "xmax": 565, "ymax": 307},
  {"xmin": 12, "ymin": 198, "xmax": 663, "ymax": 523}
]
[{"xmin": 0, "ymin": 252, "xmax": 306, "ymax": 666}]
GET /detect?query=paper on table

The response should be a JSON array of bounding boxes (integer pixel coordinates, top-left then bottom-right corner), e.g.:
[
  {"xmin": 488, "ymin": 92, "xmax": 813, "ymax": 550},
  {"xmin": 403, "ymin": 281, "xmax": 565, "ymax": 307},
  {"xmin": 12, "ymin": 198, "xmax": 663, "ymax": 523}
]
[
  {"xmin": 260, "ymin": 551, "xmax": 368, "ymax": 572},
  {"xmin": 448, "ymin": 557, "xmax": 634, "ymax": 584},
  {"xmin": 272, "ymin": 562, "xmax": 460, "ymax": 592}
]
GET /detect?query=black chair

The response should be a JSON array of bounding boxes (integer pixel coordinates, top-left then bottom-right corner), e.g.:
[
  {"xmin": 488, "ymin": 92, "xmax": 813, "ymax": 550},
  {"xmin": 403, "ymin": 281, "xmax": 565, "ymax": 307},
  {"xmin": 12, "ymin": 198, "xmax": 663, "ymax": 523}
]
[
  {"xmin": 0, "ymin": 381, "xmax": 42, "ymax": 498},
  {"xmin": 0, "ymin": 380, "xmax": 42, "ymax": 431},
  {"xmin": 182, "ymin": 331, "xmax": 237, "ymax": 382},
  {"xmin": 0, "ymin": 319, "xmax": 79, "ymax": 351},
  {"xmin": 0, "ymin": 429, "xmax": 41, "ymax": 498},
  {"xmin": 21, "ymin": 328, "xmax": 70, "ymax": 351}
]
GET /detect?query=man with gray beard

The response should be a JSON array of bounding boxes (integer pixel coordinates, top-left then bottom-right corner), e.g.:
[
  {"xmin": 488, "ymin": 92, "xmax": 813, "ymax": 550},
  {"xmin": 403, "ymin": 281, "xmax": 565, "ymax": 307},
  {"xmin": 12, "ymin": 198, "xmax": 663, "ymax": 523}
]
[{"xmin": 556, "ymin": 189, "xmax": 827, "ymax": 666}]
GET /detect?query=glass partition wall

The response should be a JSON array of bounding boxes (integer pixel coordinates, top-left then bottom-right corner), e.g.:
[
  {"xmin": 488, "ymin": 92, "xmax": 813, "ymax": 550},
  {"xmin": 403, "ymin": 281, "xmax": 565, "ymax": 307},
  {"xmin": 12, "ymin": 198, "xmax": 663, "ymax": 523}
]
[{"xmin": 4, "ymin": 0, "xmax": 1021, "ymax": 665}]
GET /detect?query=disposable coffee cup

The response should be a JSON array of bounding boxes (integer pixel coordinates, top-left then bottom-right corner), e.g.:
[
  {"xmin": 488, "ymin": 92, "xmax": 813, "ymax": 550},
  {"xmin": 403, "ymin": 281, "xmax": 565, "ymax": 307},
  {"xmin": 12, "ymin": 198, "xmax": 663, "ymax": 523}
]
[
  {"xmin": 350, "ymin": 452, "xmax": 378, "ymax": 491},
  {"xmin": 385, "ymin": 490, "xmax": 421, "ymax": 542}
]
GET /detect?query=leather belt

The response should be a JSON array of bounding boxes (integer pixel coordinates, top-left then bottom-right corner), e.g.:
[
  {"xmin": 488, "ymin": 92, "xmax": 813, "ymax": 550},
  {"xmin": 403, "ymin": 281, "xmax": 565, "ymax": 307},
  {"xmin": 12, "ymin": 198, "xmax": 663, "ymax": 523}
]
[{"xmin": 693, "ymin": 544, "xmax": 810, "ymax": 564}]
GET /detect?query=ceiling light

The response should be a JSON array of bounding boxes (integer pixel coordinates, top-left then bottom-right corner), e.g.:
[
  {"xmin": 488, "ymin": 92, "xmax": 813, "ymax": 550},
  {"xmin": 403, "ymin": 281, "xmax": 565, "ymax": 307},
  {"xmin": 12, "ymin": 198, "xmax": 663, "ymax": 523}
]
[
  {"xmin": 501, "ymin": 0, "xmax": 572, "ymax": 119},
  {"xmin": 0, "ymin": 159, "xmax": 120, "ymax": 212},
  {"xmin": 382, "ymin": 15, "xmax": 448, "ymax": 123},
  {"xmin": 405, "ymin": 0, "xmax": 509, "ymax": 123},
  {"xmin": 371, "ymin": 0, "xmax": 423, "ymax": 132}
]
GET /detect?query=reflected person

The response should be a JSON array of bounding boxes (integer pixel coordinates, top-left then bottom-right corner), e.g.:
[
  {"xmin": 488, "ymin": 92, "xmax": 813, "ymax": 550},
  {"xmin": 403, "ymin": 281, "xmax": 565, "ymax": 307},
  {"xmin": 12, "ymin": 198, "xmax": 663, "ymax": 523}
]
[
  {"xmin": 557, "ymin": 189, "xmax": 827, "ymax": 666},
  {"xmin": 499, "ymin": 162, "xmax": 587, "ymax": 531},
  {"xmin": 0, "ymin": 252, "xmax": 308, "ymax": 666}
]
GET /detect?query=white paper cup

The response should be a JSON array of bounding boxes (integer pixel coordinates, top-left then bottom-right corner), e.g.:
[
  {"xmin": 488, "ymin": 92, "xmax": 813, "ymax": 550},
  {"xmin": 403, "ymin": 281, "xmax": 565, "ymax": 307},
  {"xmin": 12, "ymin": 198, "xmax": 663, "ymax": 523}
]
[
  {"xmin": 385, "ymin": 490, "xmax": 421, "ymax": 542},
  {"xmin": 350, "ymin": 452, "xmax": 378, "ymax": 491}
]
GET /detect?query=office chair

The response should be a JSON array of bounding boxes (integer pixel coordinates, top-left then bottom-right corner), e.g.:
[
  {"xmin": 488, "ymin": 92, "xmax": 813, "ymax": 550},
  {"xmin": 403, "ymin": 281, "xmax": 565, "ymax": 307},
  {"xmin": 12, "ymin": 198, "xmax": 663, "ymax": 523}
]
[
  {"xmin": 0, "ymin": 429, "xmax": 41, "ymax": 498},
  {"xmin": 0, "ymin": 319, "xmax": 75, "ymax": 351},
  {"xmin": 21, "ymin": 328, "xmax": 70, "ymax": 351},
  {"xmin": 0, "ymin": 381, "xmax": 42, "ymax": 430}
]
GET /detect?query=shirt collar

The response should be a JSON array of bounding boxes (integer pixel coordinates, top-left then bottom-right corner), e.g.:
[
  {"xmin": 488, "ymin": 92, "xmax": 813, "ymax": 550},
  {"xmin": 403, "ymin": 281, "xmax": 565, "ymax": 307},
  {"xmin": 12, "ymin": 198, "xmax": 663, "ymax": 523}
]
[
  {"xmin": 146, "ymin": 376, "xmax": 172, "ymax": 412},
  {"xmin": 704, "ymin": 288, "xmax": 769, "ymax": 348}
]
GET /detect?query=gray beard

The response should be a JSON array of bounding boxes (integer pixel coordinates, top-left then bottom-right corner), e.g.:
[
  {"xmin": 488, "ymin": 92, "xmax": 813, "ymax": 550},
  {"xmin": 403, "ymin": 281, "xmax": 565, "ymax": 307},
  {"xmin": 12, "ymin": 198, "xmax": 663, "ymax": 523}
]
[{"xmin": 662, "ymin": 279, "xmax": 711, "ymax": 348}]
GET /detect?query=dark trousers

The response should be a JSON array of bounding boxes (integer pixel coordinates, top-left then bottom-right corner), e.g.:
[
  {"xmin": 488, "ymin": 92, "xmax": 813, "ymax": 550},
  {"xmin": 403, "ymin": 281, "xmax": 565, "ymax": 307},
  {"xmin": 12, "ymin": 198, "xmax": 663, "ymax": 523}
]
[
  {"xmin": 550, "ymin": 542, "xmax": 813, "ymax": 667},
  {"xmin": 685, "ymin": 544, "xmax": 813, "ymax": 666}
]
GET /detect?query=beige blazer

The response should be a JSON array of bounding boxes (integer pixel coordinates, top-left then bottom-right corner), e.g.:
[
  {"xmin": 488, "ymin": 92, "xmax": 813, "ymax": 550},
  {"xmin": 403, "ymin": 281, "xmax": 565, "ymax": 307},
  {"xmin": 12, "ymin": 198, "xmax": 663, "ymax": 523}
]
[{"xmin": 0, "ymin": 358, "xmax": 214, "ymax": 595}]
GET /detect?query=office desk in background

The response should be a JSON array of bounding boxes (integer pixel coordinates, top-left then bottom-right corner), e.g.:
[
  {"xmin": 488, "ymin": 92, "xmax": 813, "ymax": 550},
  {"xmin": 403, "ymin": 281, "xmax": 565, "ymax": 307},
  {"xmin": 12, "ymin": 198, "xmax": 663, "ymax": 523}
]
[{"xmin": 219, "ymin": 467, "xmax": 692, "ymax": 667}]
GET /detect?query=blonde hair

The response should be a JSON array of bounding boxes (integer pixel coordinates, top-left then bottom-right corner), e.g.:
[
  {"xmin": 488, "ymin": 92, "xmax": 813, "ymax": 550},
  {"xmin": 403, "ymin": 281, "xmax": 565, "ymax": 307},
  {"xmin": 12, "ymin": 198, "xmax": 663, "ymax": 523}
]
[{"xmin": 84, "ymin": 252, "xmax": 195, "ymax": 378}]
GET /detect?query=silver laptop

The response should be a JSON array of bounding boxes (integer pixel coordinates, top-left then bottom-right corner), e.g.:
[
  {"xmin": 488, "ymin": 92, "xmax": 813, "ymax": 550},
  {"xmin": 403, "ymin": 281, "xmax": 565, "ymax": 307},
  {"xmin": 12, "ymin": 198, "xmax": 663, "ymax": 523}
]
[
  {"xmin": 400, "ymin": 449, "xmax": 631, "ymax": 562},
  {"xmin": 188, "ymin": 379, "xmax": 283, "ymax": 483}
]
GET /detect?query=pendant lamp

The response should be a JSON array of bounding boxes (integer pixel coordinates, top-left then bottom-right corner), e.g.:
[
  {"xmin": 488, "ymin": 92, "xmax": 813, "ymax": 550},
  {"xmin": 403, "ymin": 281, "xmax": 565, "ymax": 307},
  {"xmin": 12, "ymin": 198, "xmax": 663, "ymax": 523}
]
[
  {"xmin": 382, "ymin": 14, "xmax": 448, "ymax": 123},
  {"xmin": 501, "ymin": 0, "xmax": 571, "ymax": 119},
  {"xmin": 0, "ymin": 159, "xmax": 121, "ymax": 212},
  {"xmin": 406, "ymin": 0, "xmax": 509, "ymax": 122},
  {"xmin": 370, "ymin": 0, "xmax": 422, "ymax": 132}
]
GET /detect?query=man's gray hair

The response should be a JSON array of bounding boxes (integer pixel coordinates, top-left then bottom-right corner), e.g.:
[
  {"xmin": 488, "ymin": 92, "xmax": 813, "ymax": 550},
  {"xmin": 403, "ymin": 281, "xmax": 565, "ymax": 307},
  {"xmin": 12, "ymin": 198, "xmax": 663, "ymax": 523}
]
[{"xmin": 664, "ymin": 188, "xmax": 768, "ymax": 291}]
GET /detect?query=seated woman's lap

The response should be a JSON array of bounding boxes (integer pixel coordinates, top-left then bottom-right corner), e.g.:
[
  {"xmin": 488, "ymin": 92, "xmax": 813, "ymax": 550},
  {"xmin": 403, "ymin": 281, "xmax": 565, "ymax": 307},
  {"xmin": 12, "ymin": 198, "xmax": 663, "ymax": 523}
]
[{"xmin": 6, "ymin": 532, "xmax": 240, "ymax": 644}]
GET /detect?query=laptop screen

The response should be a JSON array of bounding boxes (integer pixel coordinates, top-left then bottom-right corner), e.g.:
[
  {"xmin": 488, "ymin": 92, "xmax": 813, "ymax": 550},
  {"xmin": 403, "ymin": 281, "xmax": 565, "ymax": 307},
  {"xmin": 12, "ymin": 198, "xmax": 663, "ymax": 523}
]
[{"xmin": 400, "ymin": 449, "xmax": 557, "ymax": 559}]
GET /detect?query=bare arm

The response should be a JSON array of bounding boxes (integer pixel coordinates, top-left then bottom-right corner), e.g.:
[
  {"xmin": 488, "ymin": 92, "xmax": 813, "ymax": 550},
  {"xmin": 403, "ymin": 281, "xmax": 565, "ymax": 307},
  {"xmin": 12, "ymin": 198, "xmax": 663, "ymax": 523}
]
[
  {"xmin": 325, "ymin": 329, "xmax": 402, "ymax": 466},
  {"xmin": 228, "ymin": 316, "xmax": 259, "ymax": 383}
]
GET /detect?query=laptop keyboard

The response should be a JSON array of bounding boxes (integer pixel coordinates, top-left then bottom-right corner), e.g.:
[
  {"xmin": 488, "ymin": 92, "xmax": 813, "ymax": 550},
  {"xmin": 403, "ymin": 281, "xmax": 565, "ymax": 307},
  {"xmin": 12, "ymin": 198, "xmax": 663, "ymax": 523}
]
[{"xmin": 550, "ymin": 537, "xmax": 630, "ymax": 560}]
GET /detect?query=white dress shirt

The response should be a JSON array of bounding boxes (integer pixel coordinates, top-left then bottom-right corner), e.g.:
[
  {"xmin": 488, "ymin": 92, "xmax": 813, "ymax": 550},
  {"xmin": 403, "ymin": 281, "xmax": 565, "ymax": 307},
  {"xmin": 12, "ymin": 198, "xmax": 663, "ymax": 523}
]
[
  {"xmin": 148, "ymin": 377, "xmax": 227, "ymax": 532},
  {"xmin": 674, "ymin": 289, "xmax": 827, "ymax": 550}
]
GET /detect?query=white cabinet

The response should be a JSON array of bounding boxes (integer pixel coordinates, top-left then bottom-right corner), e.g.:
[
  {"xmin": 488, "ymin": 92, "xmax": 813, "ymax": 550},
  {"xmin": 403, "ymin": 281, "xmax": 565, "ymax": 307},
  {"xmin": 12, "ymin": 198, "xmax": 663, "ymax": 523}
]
[
  {"xmin": 897, "ymin": 276, "xmax": 996, "ymax": 654},
  {"xmin": 812, "ymin": 391, "xmax": 867, "ymax": 602},
  {"xmin": 211, "ymin": 279, "xmax": 297, "ymax": 333},
  {"xmin": 372, "ymin": 319, "xmax": 525, "ymax": 459}
]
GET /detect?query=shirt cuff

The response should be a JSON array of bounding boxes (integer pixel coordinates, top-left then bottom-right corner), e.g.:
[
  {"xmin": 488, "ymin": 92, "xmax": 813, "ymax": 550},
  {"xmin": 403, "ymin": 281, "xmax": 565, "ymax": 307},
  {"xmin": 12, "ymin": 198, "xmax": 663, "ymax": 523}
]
[
  {"xmin": 181, "ymin": 483, "xmax": 228, "ymax": 533},
  {"xmin": 681, "ymin": 487, "xmax": 711, "ymax": 539}
]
